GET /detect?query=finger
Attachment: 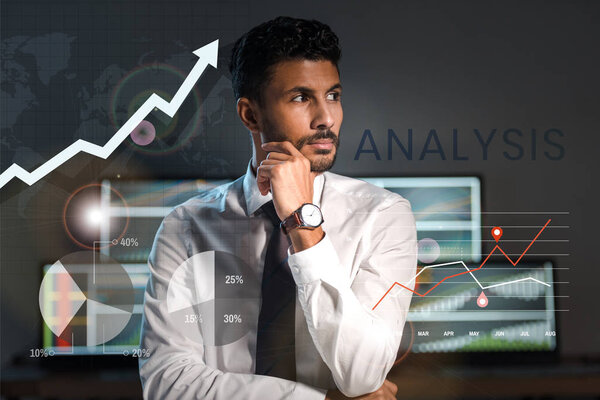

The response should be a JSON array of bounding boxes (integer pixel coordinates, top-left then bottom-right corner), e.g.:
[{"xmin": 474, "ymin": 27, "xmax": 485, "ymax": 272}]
[
  {"xmin": 383, "ymin": 380, "xmax": 398, "ymax": 394},
  {"xmin": 257, "ymin": 160, "xmax": 293, "ymax": 181},
  {"xmin": 256, "ymin": 164, "xmax": 275, "ymax": 195},
  {"xmin": 256, "ymin": 163, "xmax": 276, "ymax": 178},
  {"xmin": 355, "ymin": 383, "xmax": 389, "ymax": 400},
  {"xmin": 256, "ymin": 176, "xmax": 270, "ymax": 195},
  {"xmin": 257, "ymin": 182, "xmax": 270, "ymax": 195},
  {"xmin": 262, "ymin": 141, "xmax": 303, "ymax": 157},
  {"xmin": 259, "ymin": 159, "xmax": 284, "ymax": 166},
  {"xmin": 377, "ymin": 386, "xmax": 395, "ymax": 400},
  {"xmin": 265, "ymin": 151, "xmax": 292, "ymax": 161}
]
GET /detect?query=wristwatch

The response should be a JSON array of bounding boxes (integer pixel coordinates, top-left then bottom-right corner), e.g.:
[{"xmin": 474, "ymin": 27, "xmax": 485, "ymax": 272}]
[{"xmin": 280, "ymin": 203, "xmax": 324, "ymax": 234}]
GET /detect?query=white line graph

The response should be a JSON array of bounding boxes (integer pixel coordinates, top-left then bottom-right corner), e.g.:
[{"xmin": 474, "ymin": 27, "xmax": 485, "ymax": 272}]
[
  {"xmin": 0, "ymin": 40, "xmax": 219, "ymax": 189},
  {"xmin": 373, "ymin": 219, "xmax": 553, "ymax": 309},
  {"xmin": 392, "ymin": 260, "xmax": 550, "ymax": 301}
]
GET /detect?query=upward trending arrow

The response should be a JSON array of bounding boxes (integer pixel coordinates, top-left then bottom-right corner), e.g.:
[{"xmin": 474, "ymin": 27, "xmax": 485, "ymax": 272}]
[{"xmin": 0, "ymin": 39, "xmax": 220, "ymax": 189}]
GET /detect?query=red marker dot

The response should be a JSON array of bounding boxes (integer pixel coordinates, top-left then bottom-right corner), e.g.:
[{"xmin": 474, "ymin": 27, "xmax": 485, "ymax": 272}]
[
  {"xmin": 491, "ymin": 226, "xmax": 503, "ymax": 242},
  {"xmin": 477, "ymin": 291, "xmax": 489, "ymax": 308}
]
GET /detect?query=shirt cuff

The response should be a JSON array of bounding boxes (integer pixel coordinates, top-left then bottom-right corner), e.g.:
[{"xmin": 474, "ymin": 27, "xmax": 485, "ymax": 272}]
[
  {"xmin": 287, "ymin": 233, "xmax": 347, "ymax": 286},
  {"xmin": 292, "ymin": 382, "xmax": 327, "ymax": 400}
]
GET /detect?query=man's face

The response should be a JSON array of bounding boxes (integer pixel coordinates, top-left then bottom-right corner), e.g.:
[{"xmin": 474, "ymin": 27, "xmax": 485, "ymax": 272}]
[{"xmin": 257, "ymin": 59, "xmax": 343, "ymax": 172}]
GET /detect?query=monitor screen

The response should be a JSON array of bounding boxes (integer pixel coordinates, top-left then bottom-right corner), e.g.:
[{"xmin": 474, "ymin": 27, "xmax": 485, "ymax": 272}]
[
  {"xmin": 399, "ymin": 261, "xmax": 557, "ymax": 353},
  {"xmin": 42, "ymin": 260, "xmax": 556, "ymax": 355},
  {"xmin": 100, "ymin": 176, "xmax": 481, "ymax": 264},
  {"xmin": 42, "ymin": 263, "xmax": 149, "ymax": 356},
  {"xmin": 360, "ymin": 177, "xmax": 481, "ymax": 262},
  {"xmin": 41, "ymin": 177, "xmax": 554, "ymax": 356}
]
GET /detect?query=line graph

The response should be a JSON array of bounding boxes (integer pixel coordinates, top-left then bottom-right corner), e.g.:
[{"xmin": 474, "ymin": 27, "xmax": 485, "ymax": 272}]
[
  {"xmin": 0, "ymin": 40, "xmax": 219, "ymax": 189},
  {"xmin": 372, "ymin": 219, "xmax": 552, "ymax": 310}
]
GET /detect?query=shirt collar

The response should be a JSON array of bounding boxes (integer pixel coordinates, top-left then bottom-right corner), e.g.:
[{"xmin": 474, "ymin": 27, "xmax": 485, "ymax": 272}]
[{"xmin": 242, "ymin": 159, "xmax": 325, "ymax": 216}]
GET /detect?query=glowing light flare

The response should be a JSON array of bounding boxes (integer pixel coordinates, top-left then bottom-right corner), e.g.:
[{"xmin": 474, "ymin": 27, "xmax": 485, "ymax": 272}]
[{"xmin": 86, "ymin": 207, "xmax": 106, "ymax": 226}]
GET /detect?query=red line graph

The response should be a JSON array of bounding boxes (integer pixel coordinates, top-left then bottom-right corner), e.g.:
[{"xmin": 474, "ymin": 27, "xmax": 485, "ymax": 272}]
[{"xmin": 371, "ymin": 219, "xmax": 552, "ymax": 310}]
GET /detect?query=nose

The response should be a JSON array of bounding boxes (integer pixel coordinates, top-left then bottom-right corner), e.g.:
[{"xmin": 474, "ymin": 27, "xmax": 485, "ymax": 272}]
[{"xmin": 310, "ymin": 99, "xmax": 335, "ymax": 131}]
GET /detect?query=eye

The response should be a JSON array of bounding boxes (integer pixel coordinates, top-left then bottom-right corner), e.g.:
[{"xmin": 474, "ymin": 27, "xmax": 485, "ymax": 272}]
[
  {"xmin": 327, "ymin": 92, "xmax": 341, "ymax": 101},
  {"xmin": 292, "ymin": 94, "xmax": 308, "ymax": 102}
]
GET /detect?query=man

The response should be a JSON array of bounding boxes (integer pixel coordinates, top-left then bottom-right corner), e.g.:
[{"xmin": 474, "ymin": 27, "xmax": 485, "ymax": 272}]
[{"xmin": 139, "ymin": 16, "xmax": 417, "ymax": 400}]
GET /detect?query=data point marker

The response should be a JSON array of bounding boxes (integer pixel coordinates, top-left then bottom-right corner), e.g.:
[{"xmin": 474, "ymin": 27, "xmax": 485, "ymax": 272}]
[{"xmin": 491, "ymin": 226, "xmax": 503, "ymax": 242}]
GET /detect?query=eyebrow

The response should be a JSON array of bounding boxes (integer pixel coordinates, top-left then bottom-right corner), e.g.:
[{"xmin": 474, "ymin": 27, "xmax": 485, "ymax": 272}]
[{"xmin": 284, "ymin": 83, "xmax": 342, "ymax": 95}]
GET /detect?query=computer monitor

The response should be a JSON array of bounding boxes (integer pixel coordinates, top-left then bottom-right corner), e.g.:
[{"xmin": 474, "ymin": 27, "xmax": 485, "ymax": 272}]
[
  {"xmin": 99, "ymin": 176, "xmax": 482, "ymax": 263},
  {"xmin": 41, "ymin": 263, "xmax": 149, "ymax": 356},
  {"xmin": 42, "ymin": 260, "xmax": 557, "ymax": 355},
  {"xmin": 43, "ymin": 176, "xmax": 557, "ymax": 357},
  {"xmin": 360, "ymin": 177, "xmax": 481, "ymax": 262},
  {"xmin": 399, "ymin": 261, "xmax": 557, "ymax": 354}
]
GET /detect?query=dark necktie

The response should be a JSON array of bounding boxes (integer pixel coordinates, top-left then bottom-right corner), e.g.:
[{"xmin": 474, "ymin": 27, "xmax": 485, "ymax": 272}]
[{"xmin": 255, "ymin": 201, "xmax": 296, "ymax": 380}]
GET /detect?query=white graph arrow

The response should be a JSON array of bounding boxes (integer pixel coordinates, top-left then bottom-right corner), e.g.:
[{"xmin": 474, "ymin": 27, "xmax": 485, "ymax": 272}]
[{"xmin": 0, "ymin": 39, "xmax": 219, "ymax": 189}]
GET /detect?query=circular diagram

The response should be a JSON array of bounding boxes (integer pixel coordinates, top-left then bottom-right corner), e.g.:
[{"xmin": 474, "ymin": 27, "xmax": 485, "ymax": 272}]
[
  {"xmin": 39, "ymin": 251, "xmax": 135, "ymax": 346},
  {"xmin": 167, "ymin": 251, "xmax": 260, "ymax": 346}
]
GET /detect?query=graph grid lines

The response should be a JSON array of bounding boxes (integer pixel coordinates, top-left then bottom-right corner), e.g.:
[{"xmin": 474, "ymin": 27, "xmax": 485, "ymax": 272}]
[{"xmin": 372, "ymin": 219, "xmax": 552, "ymax": 310}]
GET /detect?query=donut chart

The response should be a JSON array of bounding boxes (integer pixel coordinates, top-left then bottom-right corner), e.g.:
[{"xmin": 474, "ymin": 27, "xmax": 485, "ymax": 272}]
[
  {"xmin": 167, "ymin": 251, "xmax": 260, "ymax": 346},
  {"xmin": 39, "ymin": 251, "xmax": 135, "ymax": 347}
]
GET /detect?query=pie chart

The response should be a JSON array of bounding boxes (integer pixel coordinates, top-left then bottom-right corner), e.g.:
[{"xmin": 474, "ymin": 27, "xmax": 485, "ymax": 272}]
[
  {"xmin": 39, "ymin": 251, "xmax": 135, "ymax": 346},
  {"xmin": 167, "ymin": 251, "xmax": 260, "ymax": 346}
]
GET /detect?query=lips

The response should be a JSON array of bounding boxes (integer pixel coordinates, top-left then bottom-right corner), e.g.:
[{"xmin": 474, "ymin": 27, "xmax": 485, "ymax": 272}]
[{"xmin": 308, "ymin": 140, "xmax": 334, "ymax": 150}]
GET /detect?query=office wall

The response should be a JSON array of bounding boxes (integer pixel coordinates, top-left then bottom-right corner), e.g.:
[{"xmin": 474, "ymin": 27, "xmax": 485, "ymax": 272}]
[{"xmin": 1, "ymin": 0, "xmax": 598, "ymax": 367}]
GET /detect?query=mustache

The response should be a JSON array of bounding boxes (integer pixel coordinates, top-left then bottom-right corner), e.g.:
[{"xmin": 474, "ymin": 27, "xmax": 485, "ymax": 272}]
[{"xmin": 295, "ymin": 130, "xmax": 340, "ymax": 150}]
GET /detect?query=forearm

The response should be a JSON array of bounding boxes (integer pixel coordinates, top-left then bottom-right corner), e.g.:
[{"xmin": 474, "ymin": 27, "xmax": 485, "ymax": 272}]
[
  {"xmin": 287, "ymin": 235, "xmax": 408, "ymax": 397},
  {"xmin": 298, "ymin": 273, "xmax": 399, "ymax": 396},
  {"xmin": 289, "ymin": 226, "xmax": 325, "ymax": 253},
  {"xmin": 287, "ymin": 195, "xmax": 417, "ymax": 397},
  {"xmin": 140, "ymin": 354, "xmax": 323, "ymax": 400},
  {"xmin": 140, "ymin": 294, "xmax": 326, "ymax": 400}
]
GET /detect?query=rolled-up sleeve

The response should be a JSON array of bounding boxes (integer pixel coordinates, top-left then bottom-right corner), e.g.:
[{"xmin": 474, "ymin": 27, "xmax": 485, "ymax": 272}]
[
  {"xmin": 287, "ymin": 197, "xmax": 417, "ymax": 397},
  {"xmin": 139, "ymin": 207, "xmax": 327, "ymax": 400}
]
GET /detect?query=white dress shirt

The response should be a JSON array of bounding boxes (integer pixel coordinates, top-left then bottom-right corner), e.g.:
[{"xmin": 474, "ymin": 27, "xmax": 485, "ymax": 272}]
[{"xmin": 139, "ymin": 161, "xmax": 417, "ymax": 399}]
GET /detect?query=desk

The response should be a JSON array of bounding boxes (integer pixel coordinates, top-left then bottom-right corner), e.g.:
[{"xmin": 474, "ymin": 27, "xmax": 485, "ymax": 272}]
[
  {"xmin": 2, "ymin": 362, "xmax": 600, "ymax": 399},
  {"xmin": 1, "ymin": 367, "xmax": 142, "ymax": 399}
]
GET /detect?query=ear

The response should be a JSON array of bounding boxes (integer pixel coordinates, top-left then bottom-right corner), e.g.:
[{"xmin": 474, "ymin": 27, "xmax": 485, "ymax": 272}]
[{"xmin": 236, "ymin": 97, "xmax": 261, "ymax": 133}]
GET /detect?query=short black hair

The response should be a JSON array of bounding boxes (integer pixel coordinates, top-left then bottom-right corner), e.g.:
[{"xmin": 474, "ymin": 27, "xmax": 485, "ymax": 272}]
[{"xmin": 229, "ymin": 16, "xmax": 341, "ymax": 103}]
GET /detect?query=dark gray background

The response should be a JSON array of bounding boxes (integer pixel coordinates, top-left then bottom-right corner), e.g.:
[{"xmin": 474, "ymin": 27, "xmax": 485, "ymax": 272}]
[{"xmin": 1, "ymin": 0, "xmax": 598, "ymax": 369}]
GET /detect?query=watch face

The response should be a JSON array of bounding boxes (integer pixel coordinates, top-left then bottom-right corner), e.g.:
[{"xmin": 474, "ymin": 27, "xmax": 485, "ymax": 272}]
[{"xmin": 300, "ymin": 204, "xmax": 322, "ymax": 227}]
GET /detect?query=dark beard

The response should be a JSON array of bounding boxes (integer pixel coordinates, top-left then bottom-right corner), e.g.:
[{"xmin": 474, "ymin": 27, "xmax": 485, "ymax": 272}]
[{"xmin": 262, "ymin": 124, "xmax": 340, "ymax": 173}]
